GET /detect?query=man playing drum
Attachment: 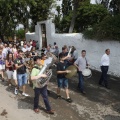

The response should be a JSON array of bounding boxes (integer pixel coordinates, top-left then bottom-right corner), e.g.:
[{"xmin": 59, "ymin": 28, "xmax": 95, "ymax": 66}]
[{"xmin": 74, "ymin": 50, "xmax": 89, "ymax": 94}]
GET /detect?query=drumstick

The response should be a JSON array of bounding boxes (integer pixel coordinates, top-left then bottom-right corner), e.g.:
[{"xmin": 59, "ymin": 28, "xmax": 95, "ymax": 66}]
[{"xmin": 68, "ymin": 47, "xmax": 72, "ymax": 56}]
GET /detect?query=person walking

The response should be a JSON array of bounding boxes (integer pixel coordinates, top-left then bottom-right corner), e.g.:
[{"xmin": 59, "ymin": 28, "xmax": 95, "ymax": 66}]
[{"xmin": 99, "ymin": 49, "xmax": 110, "ymax": 89}]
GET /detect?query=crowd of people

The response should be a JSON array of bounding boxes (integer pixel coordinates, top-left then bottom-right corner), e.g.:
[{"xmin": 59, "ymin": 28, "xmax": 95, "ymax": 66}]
[{"xmin": 0, "ymin": 38, "xmax": 110, "ymax": 115}]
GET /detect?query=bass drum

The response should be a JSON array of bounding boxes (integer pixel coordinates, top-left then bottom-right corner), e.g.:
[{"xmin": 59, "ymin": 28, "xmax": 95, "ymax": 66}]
[{"xmin": 82, "ymin": 68, "xmax": 92, "ymax": 79}]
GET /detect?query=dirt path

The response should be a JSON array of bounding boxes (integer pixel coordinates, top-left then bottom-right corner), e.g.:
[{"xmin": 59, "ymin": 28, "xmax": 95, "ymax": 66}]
[{"xmin": 0, "ymin": 70, "xmax": 120, "ymax": 120}]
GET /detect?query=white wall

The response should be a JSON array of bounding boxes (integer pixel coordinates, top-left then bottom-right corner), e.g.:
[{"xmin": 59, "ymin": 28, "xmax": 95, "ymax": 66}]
[{"xmin": 26, "ymin": 20, "xmax": 120, "ymax": 77}]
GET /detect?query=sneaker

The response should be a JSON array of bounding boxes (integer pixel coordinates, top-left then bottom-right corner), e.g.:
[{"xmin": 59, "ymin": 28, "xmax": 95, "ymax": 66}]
[
  {"xmin": 22, "ymin": 92, "xmax": 29, "ymax": 97},
  {"xmin": 66, "ymin": 98, "xmax": 72, "ymax": 103},
  {"xmin": 14, "ymin": 88, "xmax": 18, "ymax": 95},
  {"xmin": 46, "ymin": 110, "xmax": 54, "ymax": 114}
]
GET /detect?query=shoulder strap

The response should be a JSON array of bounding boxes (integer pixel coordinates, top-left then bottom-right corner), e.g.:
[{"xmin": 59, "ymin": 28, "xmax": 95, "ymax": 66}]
[{"xmin": 85, "ymin": 57, "xmax": 88, "ymax": 66}]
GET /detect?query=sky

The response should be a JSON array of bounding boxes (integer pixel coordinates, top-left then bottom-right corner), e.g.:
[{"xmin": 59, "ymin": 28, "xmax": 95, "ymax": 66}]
[{"xmin": 90, "ymin": 0, "xmax": 101, "ymax": 4}]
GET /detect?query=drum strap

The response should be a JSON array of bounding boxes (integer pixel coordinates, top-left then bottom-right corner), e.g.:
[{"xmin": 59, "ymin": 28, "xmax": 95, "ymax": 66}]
[{"xmin": 85, "ymin": 57, "xmax": 88, "ymax": 67}]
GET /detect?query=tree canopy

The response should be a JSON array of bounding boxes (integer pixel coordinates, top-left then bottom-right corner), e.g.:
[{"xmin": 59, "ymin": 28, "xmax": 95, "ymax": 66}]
[{"xmin": 0, "ymin": 0, "xmax": 54, "ymax": 39}]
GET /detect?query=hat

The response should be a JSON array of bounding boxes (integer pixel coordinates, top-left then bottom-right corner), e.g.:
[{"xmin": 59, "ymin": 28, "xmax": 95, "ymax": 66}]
[{"xmin": 33, "ymin": 56, "xmax": 41, "ymax": 61}]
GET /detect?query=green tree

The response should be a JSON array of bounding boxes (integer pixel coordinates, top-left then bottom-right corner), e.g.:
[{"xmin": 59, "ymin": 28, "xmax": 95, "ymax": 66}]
[
  {"xmin": 54, "ymin": 0, "xmax": 72, "ymax": 33},
  {"xmin": 30, "ymin": 0, "xmax": 54, "ymax": 26},
  {"xmin": 75, "ymin": 2, "xmax": 108, "ymax": 32},
  {"xmin": 16, "ymin": 28, "xmax": 25, "ymax": 39}
]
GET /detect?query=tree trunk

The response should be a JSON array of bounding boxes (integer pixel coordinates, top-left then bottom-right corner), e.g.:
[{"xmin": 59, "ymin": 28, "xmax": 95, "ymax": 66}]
[{"xmin": 69, "ymin": 0, "xmax": 79, "ymax": 33}]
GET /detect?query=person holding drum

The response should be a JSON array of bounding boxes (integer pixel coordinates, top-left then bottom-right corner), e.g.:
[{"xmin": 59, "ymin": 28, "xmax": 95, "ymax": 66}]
[
  {"xmin": 56, "ymin": 53, "xmax": 72, "ymax": 103},
  {"xmin": 74, "ymin": 50, "xmax": 89, "ymax": 94}
]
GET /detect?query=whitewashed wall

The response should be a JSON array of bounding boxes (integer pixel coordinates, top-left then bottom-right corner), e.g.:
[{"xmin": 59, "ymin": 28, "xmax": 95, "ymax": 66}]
[{"xmin": 26, "ymin": 20, "xmax": 120, "ymax": 77}]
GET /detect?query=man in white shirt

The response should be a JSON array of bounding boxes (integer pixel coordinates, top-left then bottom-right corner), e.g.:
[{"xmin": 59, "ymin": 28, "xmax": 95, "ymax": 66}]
[
  {"xmin": 27, "ymin": 43, "xmax": 32, "ymax": 51},
  {"xmin": 99, "ymin": 49, "xmax": 110, "ymax": 89},
  {"xmin": 21, "ymin": 41, "xmax": 24, "ymax": 47},
  {"xmin": 22, "ymin": 44, "xmax": 27, "ymax": 53},
  {"xmin": 74, "ymin": 50, "xmax": 89, "ymax": 94}
]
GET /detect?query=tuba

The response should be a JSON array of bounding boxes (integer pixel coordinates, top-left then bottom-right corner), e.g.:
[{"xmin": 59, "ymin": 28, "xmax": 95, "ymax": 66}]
[{"xmin": 36, "ymin": 64, "xmax": 52, "ymax": 88}]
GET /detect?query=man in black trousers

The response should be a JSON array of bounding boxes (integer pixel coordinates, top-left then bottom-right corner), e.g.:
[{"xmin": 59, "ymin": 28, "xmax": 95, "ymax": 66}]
[{"xmin": 99, "ymin": 49, "xmax": 110, "ymax": 89}]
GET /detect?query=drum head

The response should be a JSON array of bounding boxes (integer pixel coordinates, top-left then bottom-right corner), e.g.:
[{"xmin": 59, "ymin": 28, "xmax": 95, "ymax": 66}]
[
  {"xmin": 65, "ymin": 65, "xmax": 77, "ymax": 79},
  {"xmin": 82, "ymin": 69, "xmax": 92, "ymax": 78}
]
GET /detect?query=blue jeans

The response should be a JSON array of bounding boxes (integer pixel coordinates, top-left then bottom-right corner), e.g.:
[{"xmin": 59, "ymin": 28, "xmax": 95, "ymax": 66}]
[
  {"xmin": 34, "ymin": 86, "xmax": 51, "ymax": 111},
  {"xmin": 78, "ymin": 71, "xmax": 84, "ymax": 92},
  {"xmin": 57, "ymin": 78, "xmax": 68, "ymax": 88},
  {"xmin": 99, "ymin": 66, "xmax": 109, "ymax": 87},
  {"xmin": 17, "ymin": 73, "xmax": 27, "ymax": 87}
]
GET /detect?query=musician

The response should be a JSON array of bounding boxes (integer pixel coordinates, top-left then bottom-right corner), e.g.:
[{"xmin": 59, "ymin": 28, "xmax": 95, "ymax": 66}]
[
  {"xmin": 31, "ymin": 56, "xmax": 54, "ymax": 114},
  {"xmin": 14, "ymin": 50, "xmax": 29, "ymax": 96},
  {"xmin": 57, "ymin": 53, "xmax": 72, "ymax": 103},
  {"xmin": 53, "ymin": 45, "xmax": 59, "ymax": 58},
  {"xmin": 74, "ymin": 50, "xmax": 89, "ymax": 94},
  {"xmin": 40, "ymin": 54, "xmax": 52, "ymax": 95},
  {"xmin": 59, "ymin": 47, "xmax": 71, "ymax": 67},
  {"xmin": 99, "ymin": 49, "xmax": 110, "ymax": 89},
  {"xmin": 71, "ymin": 46, "xmax": 78, "ymax": 63}
]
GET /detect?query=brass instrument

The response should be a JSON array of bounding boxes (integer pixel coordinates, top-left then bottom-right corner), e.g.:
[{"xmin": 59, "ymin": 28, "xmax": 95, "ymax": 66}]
[
  {"xmin": 46, "ymin": 52, "xmax": 59, "ymax": 65},
  {"xmin": 65, "ymin": 65, "xmax": 77, "ymax": 79},
  {"xmin": 35, "ymin": 64, "xmax": 52, "ymax": 88}
]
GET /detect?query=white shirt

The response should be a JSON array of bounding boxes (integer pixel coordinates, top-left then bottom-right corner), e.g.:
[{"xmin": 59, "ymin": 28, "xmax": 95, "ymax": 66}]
[
  {"xmin": 2, "ymin": 48, "xmax": 8, "ymax": 58},
  {"xmin": 22, "ymin": 47, "xmax": 27, "ymax": 53},
  {"xmin": 27, "ymin": 46, "xmax": 32, "ymax": 51},
  {"xmin": 21, "ymin": 41, "xmax": 24, "ymax": 46},
  {"xmin": 101, "ymin": 53, "xmax": 110, "ymax": 66}
]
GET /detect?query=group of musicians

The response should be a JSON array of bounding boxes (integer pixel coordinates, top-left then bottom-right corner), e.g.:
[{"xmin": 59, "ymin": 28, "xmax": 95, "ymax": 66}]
[{"xmin": 0, "ymin": 40, "xmax": 110, "ymax": 115}]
